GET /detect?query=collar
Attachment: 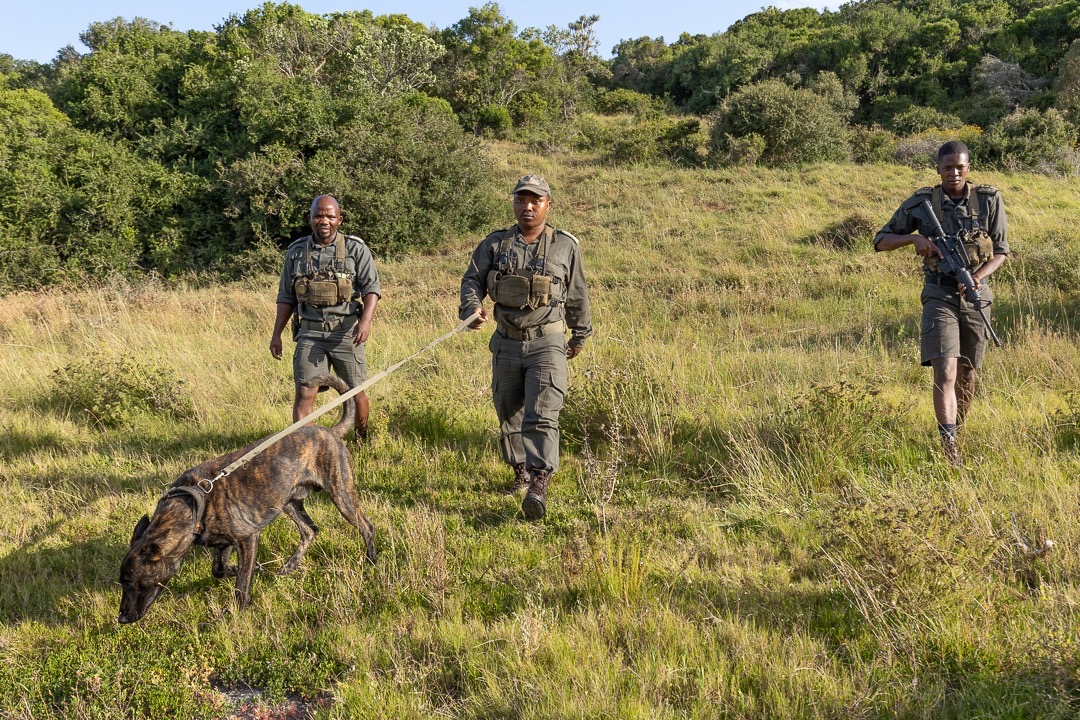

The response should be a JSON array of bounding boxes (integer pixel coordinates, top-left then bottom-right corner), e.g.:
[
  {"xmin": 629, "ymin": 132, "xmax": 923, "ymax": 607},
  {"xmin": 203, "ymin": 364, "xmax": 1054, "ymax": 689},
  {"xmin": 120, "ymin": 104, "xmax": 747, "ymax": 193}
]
[
  {"xmin": 309, "ymin": 231, "xmax": 343, "ymax": 250},
  {"xmin": 161, "ymin": 484, "xmax": 207, "ymax": 536},
  {"xmin": 940, "ymin": 181, "xmax": 970, "ymax": 206},
  {"xmin": 514, "ymin": 224, "xmax": 552, "ymax": 245}
]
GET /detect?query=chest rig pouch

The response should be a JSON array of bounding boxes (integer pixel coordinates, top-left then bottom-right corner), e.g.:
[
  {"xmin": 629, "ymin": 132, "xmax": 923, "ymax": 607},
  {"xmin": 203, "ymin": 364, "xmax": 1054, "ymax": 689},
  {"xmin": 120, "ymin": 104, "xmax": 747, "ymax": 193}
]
[
  {"xmin": 294, "ymin": 236, "xmax": 353, "ymax": 307},
  {"xmin": 487, "ymin": 228, "xmax": 555, "ymax": 310},
  {"xmin": 926, "ymin": 185, "xmax": 995, "ymax": 272}
]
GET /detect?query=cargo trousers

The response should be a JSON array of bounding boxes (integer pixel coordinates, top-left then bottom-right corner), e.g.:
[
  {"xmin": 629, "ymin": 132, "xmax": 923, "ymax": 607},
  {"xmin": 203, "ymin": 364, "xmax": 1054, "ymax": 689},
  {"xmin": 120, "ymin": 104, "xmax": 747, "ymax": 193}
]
[{"xmin": 489, "ymin": 329, "xmax": 568, "ymax": 475}]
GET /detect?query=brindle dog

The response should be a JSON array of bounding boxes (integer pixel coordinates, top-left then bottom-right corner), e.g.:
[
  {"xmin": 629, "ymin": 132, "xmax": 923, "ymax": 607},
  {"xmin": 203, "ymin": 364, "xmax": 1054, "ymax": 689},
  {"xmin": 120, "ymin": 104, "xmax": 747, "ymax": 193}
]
[{"xmin": 117, "ymin": 375, "xmax": 376, "ymax": 623}]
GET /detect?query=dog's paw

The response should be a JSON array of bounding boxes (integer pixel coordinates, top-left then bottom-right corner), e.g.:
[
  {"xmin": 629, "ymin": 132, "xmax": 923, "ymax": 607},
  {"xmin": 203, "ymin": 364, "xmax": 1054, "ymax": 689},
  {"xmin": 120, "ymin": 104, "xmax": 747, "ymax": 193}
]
[{"xmin": 211, "ymin": 565, "xmax": 239, "ymax": 579}]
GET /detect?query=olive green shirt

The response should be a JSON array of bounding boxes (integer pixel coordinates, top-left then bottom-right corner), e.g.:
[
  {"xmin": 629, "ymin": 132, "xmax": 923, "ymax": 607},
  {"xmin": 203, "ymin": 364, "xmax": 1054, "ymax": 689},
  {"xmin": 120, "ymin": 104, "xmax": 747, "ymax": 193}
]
[
  {"xmin": 276, "ymin": 232, "xmax": 381, "ymax": 322},
  {"xmin": 460, "ymin": 224, "xmax": 593, "ymax": 346},
  {"xmin": 873, "ymin": 182, "xmax": 1009, "ymax": 276}
]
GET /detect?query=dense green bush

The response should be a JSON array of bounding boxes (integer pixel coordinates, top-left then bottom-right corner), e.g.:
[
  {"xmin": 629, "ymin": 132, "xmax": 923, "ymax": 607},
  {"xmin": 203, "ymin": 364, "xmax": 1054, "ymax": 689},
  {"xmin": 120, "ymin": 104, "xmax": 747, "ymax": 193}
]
[
  {"xmin": 573, "ymin": 113, "xmax": 706, "ymax": 165},
  {"xmin": 889, "ymin": 106, "xmax": 964, "ymax": 135},
  {"xmin": 472, "ymin": 103, "xmax": 513, "ymax": 138},
  {"xmin": 979, "ymin": 107, "xmax": 1080, "ymax": 176},
  {"xmin": 709, "ymin": 79, "xmax": 850, "ymax": 166},
  {"xmin": 0, "ymin": 7, "xmax": 503, "ymax": 291},
  {"xmin": 0, "ymin": 85, "xmax": 193, "ymax": 289},
  {"xmin": 848, "ymin": 125, "xmax": 898, "ymax": 164},
  {"xmin": 594, "ymin": 88, "xmax": 661, "ymax": 116}
]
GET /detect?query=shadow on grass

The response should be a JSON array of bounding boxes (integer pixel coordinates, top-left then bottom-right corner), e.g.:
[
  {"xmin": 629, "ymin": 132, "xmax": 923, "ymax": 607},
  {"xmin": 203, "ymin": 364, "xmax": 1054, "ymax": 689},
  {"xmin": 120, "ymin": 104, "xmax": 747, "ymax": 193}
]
[
  {"xmin": 6, "ymin": 426, "xmax": 270, "ymax": 499},
  {"xmin": 386, "ymin": 402, "xmax": 493, "ymax": 455},
  {"xmin": 0, "ymin": 425, "xmax": 68, "ymax": 463},
  {"xmin": 0, "ymin": 531, "xmax": 123, "ymax": 624}
]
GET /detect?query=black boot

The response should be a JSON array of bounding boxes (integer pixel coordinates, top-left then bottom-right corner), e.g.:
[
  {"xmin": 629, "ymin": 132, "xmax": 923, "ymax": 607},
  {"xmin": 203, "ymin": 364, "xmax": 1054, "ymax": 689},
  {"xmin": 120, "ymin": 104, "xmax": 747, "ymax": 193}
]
[
  {"xmin": 504, "ymin": 463, "xmax": 531, "ymax": 495},
  {"xmin": 522, "ymin": 470, "xmax": 550, "ymax": 521}
]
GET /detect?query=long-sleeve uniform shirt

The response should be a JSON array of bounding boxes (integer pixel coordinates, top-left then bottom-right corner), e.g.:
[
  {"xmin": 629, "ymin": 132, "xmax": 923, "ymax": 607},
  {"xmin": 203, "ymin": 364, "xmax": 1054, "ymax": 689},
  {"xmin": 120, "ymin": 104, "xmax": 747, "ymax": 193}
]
[{"xmin": 459, "ymin": 224, "xmax": 593, "ymax": 345}]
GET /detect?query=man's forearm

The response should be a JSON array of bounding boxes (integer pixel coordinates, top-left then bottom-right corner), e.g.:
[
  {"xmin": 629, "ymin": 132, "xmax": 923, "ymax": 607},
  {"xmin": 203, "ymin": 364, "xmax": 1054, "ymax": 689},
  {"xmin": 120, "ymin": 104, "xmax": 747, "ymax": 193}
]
[
  {"xmin": 874, "ymin": 233, "xmax": 914, "ymax": 252},
  {"xmin": 359, "ymin": 293, "xmax": 379, "ymax": 324},
  {"xmin": 273, "ymin": 302, "xmax": 295, "ymax": 336}
]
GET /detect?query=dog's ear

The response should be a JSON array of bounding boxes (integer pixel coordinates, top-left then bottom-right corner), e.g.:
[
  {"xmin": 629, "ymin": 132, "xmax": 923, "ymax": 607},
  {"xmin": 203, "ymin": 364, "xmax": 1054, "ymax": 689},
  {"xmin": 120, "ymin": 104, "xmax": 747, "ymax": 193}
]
[
  {"xmin": 131, "ymin": 515, "xmax": 151, "ymax": 544},
  {"xmin": 144, "ymin": 542, "xmax": 163, "ymax": 562}
]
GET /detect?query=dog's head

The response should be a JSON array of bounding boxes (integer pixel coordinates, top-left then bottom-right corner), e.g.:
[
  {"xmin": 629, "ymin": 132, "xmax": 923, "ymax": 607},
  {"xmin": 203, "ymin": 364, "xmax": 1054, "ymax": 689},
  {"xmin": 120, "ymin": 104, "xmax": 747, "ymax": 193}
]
[{"xmin": 117, "ymin": 497, "xmax": 197, "ymax": 624}]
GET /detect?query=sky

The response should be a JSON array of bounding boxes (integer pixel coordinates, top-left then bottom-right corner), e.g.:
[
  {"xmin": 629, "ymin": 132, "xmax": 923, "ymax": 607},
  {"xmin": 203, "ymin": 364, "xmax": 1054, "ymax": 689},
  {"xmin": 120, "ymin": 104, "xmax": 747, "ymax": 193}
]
[{"xmin": 1, "ymin": 0, "xmax": 832, "ymax": 64}]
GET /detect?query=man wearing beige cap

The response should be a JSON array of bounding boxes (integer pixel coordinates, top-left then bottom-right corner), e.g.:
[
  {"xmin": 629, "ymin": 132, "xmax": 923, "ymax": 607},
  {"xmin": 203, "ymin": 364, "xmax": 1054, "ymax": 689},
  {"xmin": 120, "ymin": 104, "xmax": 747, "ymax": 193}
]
[{"xmin": 459, "ymin": 174, "xmax": 593, "ymax": 520}]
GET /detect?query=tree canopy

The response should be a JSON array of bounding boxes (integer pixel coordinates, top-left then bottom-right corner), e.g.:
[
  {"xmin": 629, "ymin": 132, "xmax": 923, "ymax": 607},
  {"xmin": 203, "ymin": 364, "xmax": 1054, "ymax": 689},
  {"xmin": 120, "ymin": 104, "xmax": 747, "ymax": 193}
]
[{"xmin": 2, "ymin": 0, "xmax": 1080, "ymax": 290}]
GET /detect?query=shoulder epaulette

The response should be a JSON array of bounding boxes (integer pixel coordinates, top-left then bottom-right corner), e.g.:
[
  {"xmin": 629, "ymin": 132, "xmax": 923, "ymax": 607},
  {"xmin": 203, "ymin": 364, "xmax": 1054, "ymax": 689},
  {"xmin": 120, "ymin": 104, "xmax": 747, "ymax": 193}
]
[
  {"xmin": 344, "ymin": 233, "xmax": 366, "ymax": 245},
  {"xmin": 901, "ymin": 187, "xmax": 932, "ymax": 210},
  {"xmin": 554, "ymin": 228, "xmax": 580, "ymax": 245},
  {"xmin": 286, "ymin": 236, "xmax": 310, "ymax": 251},
  {"xmin": 975, "ymin": 184, "xmax": 999, "ymax": 194}
]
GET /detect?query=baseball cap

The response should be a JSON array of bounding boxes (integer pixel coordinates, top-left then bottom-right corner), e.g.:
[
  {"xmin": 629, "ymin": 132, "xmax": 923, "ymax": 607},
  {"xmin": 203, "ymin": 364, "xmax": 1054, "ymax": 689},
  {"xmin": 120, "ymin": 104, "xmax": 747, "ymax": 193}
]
[{"xmin": 513, "ymin": 174, "xmax": 551, "ymax": 197}]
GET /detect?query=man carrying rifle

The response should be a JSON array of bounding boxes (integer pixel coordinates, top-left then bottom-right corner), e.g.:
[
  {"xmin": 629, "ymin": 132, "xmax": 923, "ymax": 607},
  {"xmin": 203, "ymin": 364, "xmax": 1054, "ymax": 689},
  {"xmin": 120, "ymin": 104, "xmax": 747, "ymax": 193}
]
[{"xmin": 874, "ymin": 140, "xmax": 1009, "ymax": 467}]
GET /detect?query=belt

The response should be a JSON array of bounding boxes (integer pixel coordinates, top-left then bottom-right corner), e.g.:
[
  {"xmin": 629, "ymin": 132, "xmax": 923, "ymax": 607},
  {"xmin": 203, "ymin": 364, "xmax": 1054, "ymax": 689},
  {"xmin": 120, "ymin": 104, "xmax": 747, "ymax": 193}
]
[
  {"xmin": 299, "ymin": 315, "xmax": 356, "ymax": 333},
  {"xmin": 924, "ymin": 274, "xmax": 958, "ymax": 287},
  {"xmin": 497, "ymin": 320, "xmax": 565, "ymax": 341}
]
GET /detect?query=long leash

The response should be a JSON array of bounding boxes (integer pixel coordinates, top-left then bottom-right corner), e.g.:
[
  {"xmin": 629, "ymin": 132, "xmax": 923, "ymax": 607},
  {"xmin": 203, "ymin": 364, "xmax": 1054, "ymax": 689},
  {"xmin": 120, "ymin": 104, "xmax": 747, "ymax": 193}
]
[{"xmin": 196, "ymin": 310, "xmax": 482, "ymax": 491}]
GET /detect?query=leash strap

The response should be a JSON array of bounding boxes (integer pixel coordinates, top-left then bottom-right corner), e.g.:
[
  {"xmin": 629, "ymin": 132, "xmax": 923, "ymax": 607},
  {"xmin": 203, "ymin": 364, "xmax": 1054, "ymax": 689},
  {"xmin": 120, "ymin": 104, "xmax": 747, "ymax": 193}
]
[{"xmin": 210, "ymin": 310, "xmax": 483, "ymax": 483}]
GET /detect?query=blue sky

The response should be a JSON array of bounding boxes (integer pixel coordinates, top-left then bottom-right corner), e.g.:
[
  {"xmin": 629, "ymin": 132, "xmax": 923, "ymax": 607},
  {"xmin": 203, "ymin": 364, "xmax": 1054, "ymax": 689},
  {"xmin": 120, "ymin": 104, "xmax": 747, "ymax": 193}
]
[{"xmin": 2, "ymin": 1, "xmax": 830, "ymax": 63}]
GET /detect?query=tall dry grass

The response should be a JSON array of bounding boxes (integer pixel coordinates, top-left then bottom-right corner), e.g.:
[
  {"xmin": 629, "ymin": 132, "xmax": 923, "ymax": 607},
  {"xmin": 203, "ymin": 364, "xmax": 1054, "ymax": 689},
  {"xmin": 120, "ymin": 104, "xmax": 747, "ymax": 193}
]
[{"xmin": 2, "ymin": 150, "xmax": 1080, "ymax": 718}]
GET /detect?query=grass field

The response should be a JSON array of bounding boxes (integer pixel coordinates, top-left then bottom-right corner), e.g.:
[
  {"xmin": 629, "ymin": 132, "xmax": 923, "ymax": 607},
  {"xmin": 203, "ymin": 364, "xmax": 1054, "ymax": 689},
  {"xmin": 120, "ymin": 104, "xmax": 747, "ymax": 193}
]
[{"xmin": 2, "ymin": 143, "xmax": 1080, "ymax": 718}]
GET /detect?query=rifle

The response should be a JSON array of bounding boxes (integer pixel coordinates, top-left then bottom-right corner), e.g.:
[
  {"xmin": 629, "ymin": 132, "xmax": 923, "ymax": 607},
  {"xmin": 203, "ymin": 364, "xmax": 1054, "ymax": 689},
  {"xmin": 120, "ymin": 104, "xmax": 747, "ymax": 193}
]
[{"xmin": 921, "ymin": 200, "xmax": 1002, "ymax": 347}]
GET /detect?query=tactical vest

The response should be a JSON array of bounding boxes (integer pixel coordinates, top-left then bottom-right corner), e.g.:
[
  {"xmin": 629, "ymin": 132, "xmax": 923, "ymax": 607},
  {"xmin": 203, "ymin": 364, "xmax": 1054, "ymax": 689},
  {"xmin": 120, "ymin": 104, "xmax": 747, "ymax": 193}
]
[
  {"xmin": 293, "ymin": 235, "xmax": 354, "ymax": 307},
  {"xmin": 486, "ymin": 227, "xmax": 559, "ymax": 310},
  {"xmin": 926, "ymin": 184, "xmax": 995, "ymax": 272}
]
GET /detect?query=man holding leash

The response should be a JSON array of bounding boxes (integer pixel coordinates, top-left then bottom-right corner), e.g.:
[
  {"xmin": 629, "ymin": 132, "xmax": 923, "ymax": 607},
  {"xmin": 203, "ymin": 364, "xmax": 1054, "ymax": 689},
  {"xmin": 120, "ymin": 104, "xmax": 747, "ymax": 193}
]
[
  {"xmin": 873, "ymin": 141, "xmax": 1009, "ymax": 467},
  {"xmin": 270, "ymin": 195, "xmax": 381, "ymax": 441},
  {"xmin": 460, "ymin": 174, "xmax": 593, "ymax": 520}
]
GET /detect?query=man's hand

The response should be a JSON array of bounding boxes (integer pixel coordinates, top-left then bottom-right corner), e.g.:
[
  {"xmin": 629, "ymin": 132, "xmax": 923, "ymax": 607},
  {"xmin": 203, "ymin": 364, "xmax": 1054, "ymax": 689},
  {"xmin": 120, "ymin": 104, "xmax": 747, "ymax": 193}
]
[
  {"xmin": 567, "ymin": 343, "xmax": 584, "ymax": 360},
  {"xmin": 958, "ymin": 274, "xmax": 982, "ymax": 296},
  {"xmin": 468, "ymin": 306, "xmax": 488, "ymax": 329},
  {"xmin": 912, "ymin": 234, "xmax": 943, "ymax": 259},
  {"xmin": 269, "ymin": 334, "xmax": 283, "ymax": 360},
  {"xmin": 353, "ymin": 317, "xmax": 372, "ymax": 346}
]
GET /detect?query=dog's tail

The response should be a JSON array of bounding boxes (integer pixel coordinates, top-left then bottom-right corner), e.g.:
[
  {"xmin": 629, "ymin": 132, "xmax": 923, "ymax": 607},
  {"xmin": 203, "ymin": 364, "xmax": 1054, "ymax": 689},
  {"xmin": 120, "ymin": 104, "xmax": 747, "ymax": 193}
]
[{"xmin": 304, "ymin": 375, "xmax": 356, "ymax": 441}]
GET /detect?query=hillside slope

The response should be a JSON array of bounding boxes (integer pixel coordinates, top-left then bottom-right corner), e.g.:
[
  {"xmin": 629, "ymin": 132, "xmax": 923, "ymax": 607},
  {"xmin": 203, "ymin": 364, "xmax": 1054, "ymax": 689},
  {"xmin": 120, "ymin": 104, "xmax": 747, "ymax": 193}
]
[{"xmin": 2, "ymin": 149, "xmax": 1080, "ymax": 718}]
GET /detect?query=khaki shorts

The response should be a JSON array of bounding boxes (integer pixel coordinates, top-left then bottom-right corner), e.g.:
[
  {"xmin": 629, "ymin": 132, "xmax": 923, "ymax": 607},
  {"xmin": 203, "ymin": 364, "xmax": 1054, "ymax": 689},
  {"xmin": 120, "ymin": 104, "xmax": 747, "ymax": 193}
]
[
  {"xmin": 293, "ymin": 320, "xmax": 366, "ymax": 388},
  {"xmin": 920, "ymin": 281, "xmax": 994, "ymax": 369}
]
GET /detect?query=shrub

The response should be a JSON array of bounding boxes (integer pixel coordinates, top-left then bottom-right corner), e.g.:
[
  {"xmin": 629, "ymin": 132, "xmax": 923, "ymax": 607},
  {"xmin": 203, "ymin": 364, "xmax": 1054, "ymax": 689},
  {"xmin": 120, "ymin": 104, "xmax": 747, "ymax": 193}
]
[
  {"xmin": 980, "ymin": 108, "xmax": 1080, "ymax": 176},
  {"xmin": 889, "ymin": 105, "xmax": 964, "ymax": 135},
  {"xmin": 52, "ymin": 351, "xmax": 196, "ymax": 428},
  {"xmin": 594, "ymin": 88, "xmax": 660, "ymax": 116},
  {"xmin": 0, "ymin": 86, "xmax": 192, "ymax": 290},
  {"xmin": 572, "ymin": 114, "xmax": 706, "ymax": 166},
  {"xmin": 217, "ymin": 96, "xmax": 503, "ymax": 257},
  {"xmin": 891, "ymin": 125, "xmax": 984, "ymax": 168},
  {"xmin": 713, "ymin": 132, "xmax": 764, "ymax": 166},
  {"xmin": 472, "ymin": 103, "xmax": 513, "ymax": 138},
  {"xmin": 658, "ymin": 118, "xmax": 706, "ymax": 166},
  {"xmin": 848, "ymin": 125, "xmax": 897, "ymax": 164},
  {"xmin": 608, "ymin": 126, "xmax": 661, "ymax": 163},
  {"xmin": 708, "ymin": 79, "xmax": 850, "ymax": 166}
]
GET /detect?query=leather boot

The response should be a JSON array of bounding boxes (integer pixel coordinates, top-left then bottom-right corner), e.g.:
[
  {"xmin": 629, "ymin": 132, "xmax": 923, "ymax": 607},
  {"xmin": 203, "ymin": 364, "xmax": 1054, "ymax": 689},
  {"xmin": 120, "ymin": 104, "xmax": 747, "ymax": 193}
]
[
  {"xmin": 941, "ymin": 433, "xmax": 962, "ymax": 468},
  {"xmin": 504, "ymin": 463, "xmax": 531, "ymax": 495},
  {"xmin": 522, "ymin": 470, "xmax": 550, "ymax": 521}
]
